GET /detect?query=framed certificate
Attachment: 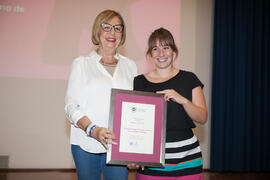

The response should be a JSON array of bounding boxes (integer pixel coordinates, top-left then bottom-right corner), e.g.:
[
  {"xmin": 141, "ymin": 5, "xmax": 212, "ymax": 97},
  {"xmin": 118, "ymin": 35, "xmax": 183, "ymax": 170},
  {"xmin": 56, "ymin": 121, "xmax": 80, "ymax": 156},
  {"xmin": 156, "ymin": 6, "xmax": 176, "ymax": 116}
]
[{"xmin": 106, "ymin": 88, "xmax": 167, "ymax": 168}]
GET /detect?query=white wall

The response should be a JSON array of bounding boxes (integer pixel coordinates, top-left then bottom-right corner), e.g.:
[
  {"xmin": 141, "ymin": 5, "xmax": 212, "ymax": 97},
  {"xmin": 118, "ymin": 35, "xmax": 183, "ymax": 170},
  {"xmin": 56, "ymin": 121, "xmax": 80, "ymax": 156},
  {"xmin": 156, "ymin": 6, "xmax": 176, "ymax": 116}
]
[{"xmin": 179, "ymin": 0, "xmax": 213, "ymax": 169}]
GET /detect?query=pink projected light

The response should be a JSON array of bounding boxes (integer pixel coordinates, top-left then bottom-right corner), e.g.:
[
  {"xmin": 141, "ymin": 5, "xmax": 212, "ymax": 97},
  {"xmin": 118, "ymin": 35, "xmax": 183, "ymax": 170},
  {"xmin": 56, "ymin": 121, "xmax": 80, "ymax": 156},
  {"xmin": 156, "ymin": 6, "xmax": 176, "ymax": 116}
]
[
  {"xmin": 0, "ymin": 0, "xmax": 68, "ymax": 80},
  {"xmin": 129, "ymin": 0, "xmax": 181, "ymax": 73},
  {"xmin": 0, "ymin": 0, "xmax": 181, "ymax": 80}
]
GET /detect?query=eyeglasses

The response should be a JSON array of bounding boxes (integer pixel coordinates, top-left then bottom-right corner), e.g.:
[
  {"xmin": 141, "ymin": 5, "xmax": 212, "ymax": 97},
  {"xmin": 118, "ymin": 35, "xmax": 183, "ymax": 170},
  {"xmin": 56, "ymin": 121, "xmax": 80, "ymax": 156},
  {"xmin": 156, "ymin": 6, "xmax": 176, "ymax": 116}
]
[{"xmin": 100, "ymin": 23, "xmax": 124, "ymax": 33}]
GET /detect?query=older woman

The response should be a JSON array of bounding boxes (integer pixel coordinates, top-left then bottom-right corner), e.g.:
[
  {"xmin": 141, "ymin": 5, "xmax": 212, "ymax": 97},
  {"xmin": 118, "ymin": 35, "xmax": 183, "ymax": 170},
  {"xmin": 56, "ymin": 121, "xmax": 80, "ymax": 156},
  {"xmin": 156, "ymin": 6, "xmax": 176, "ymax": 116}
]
[{"xmin": 65, "ymin": 10, "xmax": 137, "ymax": 180}]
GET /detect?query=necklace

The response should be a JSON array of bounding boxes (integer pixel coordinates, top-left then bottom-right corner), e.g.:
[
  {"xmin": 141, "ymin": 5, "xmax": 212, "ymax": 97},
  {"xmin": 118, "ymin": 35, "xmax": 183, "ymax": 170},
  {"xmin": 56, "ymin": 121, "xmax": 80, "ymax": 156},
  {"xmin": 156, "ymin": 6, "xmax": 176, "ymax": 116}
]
[{"xmin": 100, "ymin": 59, "xmax": 118, "ymax": 67}]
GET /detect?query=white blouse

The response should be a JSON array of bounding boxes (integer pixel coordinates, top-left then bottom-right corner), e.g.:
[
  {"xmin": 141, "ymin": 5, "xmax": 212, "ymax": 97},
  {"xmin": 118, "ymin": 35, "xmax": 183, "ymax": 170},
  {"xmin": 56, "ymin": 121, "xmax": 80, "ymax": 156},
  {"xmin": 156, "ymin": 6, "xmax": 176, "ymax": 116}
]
[{"xmin": 65, "ymin": 51, "xmax": 137, "ymax": 153}]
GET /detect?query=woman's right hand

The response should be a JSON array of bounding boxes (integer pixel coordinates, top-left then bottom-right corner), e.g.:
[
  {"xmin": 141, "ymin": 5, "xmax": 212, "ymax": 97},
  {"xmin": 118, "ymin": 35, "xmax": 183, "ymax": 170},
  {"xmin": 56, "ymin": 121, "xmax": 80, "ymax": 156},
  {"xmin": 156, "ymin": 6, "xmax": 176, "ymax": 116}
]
[
  {"xmin": 91, "ymin": 127, "xmax": 117, "ymax": 149},
  {"xmin": 127, "ymin": 163, "xmax": 144, "ymax": 171}
]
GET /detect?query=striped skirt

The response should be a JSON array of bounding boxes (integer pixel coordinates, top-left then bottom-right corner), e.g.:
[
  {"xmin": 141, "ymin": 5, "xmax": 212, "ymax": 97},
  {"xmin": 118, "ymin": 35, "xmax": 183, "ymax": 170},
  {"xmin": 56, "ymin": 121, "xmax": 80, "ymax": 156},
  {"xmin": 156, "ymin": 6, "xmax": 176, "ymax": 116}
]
[{"xmin": 137, "ymin": 129, "xmax": 203, "ymax": 178}]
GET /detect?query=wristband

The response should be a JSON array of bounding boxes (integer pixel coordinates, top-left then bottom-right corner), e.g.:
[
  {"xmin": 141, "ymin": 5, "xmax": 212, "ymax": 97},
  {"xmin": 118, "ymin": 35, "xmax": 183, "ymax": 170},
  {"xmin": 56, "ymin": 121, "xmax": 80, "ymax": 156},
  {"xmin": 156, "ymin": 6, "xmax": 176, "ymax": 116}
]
[
  {"xmin": 86, "ymin": 123, "xmax": 97, "ymax": 137},
  {"xmin": 89, "ymin": 125, "xmax": 97, "ymax": 137}
]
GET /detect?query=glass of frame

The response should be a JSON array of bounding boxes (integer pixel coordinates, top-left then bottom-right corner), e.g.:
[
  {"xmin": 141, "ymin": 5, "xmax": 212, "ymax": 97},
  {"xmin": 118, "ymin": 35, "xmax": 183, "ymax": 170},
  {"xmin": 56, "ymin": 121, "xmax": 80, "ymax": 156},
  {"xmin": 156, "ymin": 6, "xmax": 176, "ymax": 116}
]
[{"xmin": 106, "ymin": 88, "xmax": 167, "ymax": 168}]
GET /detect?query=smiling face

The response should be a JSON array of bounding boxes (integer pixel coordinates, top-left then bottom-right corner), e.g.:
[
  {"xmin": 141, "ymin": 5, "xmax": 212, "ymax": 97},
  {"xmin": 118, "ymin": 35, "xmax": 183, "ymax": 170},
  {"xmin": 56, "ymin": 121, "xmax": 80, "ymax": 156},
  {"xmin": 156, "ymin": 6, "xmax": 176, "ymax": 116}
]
[
  {"xmin": 99, "ymin": 16, "xmax": 122, "ymax": 52},
  {"xmin": 151, "ymin": 40, "xmax": 175, "ymax": 69},
  {"xmin": 146, "ymin": 28, "xmax": 179, "ymax": 70}
]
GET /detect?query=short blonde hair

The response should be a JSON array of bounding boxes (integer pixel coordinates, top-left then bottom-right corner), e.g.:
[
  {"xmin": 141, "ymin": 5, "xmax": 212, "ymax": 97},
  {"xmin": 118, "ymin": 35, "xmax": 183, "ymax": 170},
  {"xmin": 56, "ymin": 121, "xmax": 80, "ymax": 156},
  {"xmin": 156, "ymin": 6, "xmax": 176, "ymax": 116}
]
[{"xmin": 91, "ymin": 10, "xmax": 126, "ymax": 46}]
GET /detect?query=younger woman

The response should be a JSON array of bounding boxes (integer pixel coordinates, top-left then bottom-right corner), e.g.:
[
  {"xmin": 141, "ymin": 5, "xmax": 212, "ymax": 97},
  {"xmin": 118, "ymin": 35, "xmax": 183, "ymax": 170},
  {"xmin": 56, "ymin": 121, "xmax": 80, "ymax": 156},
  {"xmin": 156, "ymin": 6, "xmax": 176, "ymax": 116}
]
[{"xmin": 133, "ymin": 28, "xmax": 207, "ymax": 180}]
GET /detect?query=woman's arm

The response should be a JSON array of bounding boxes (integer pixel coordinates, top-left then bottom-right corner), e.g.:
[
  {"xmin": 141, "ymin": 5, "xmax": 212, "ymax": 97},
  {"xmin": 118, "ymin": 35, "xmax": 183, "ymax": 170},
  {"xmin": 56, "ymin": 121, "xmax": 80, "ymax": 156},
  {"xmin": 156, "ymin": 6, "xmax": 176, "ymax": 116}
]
[
  {"xmin": 156, "ymin": 86, "xmax": 208, "ymax": 124},
  {"xmin": 65, "ymin": 58, "xmax": 87, "ymax": 127},
  {"xmin": 77, "ymin": 116, "xmax": 116, "ymax": 149},
  {"xmin": 182, "ymin": 86, "xmax": 207, "ymax": 124}
]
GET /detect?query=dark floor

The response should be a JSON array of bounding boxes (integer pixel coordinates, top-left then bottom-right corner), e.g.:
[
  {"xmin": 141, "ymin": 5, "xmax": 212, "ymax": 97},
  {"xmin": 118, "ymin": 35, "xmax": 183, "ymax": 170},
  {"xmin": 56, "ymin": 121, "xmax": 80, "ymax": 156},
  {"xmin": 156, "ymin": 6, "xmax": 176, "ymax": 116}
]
[{"xmin": 0, "ymin": 169, "xmax": 270, "ymax": 180}]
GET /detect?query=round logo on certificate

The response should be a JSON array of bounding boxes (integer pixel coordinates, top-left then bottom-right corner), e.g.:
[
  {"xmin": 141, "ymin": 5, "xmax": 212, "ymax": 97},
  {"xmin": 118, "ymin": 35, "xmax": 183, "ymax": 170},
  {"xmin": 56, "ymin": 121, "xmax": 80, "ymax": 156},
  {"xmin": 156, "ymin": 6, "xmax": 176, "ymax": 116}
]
[{"xmin": 131, "ymin": 107, "xmax": 137, "ymax": 112}]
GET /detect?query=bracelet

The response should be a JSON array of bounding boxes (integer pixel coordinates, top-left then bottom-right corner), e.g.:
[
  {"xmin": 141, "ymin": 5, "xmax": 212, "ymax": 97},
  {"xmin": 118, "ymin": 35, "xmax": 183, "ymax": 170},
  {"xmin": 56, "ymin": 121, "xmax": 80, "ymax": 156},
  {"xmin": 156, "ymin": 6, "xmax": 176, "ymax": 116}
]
[
  {"xmin": 86, "ymin": 123, "xmax": 97, "ymax": 137},
  {"xmin": 89, "ymin": 125, "xmax": 97, "ymax": 137}
]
